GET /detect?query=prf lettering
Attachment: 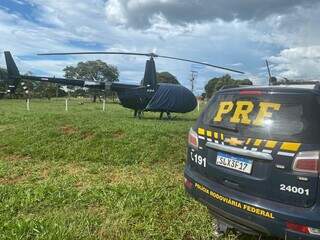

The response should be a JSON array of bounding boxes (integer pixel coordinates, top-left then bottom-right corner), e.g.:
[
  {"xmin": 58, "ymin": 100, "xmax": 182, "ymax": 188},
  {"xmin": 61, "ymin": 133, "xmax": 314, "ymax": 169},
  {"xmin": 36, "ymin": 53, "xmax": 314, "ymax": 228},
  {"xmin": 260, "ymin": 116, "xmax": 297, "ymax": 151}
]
[{"xmin": 213, "ymin": 101, "xmax": 281, "ymax": 126}]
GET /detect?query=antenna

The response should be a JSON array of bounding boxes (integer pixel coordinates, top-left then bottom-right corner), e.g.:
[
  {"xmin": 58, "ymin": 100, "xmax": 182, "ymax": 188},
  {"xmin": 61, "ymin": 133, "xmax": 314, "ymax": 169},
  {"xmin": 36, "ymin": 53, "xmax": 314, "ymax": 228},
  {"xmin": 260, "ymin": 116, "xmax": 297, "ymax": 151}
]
[
  {"xmin": 266, "ymin": 60, "xmax": 271, "ymax": 79},
  {"xmin": 266, "ymin": 60, "xmax": 277, "ymax": 85}
]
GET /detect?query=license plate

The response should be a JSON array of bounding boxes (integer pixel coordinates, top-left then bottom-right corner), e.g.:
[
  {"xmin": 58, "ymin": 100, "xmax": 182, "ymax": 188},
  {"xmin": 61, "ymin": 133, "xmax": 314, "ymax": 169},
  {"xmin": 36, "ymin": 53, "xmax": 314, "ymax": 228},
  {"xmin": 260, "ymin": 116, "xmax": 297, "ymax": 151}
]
[{"xmin": 216, "ymin": 152, "xmax": 253, "ymax": 174}]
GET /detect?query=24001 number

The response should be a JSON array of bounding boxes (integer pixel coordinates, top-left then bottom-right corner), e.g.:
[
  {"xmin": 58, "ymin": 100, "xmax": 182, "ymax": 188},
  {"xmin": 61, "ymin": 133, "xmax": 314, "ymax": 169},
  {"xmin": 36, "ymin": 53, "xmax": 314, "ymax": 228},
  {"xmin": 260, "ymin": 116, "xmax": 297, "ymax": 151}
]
[{"xmin": 280, "ymin": 184, "xmax": 309, "ymax": 196}]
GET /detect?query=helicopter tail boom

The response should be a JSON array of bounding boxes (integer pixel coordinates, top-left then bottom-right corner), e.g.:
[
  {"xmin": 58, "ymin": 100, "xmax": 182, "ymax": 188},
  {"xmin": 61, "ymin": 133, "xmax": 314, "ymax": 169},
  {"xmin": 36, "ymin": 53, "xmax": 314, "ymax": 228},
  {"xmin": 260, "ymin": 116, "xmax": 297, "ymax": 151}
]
[{"xmin": 3, "ymin": 51, "xmax": 108, "ymax": 92}]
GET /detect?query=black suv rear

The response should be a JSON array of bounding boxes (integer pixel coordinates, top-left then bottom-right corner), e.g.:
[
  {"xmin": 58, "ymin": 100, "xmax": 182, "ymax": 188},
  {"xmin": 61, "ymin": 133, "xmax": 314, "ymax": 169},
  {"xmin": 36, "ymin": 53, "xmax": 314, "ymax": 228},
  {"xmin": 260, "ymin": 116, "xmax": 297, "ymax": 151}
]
[{"xmin": 184, "ymin": 85, "xmax": 320, "ymax": 239}]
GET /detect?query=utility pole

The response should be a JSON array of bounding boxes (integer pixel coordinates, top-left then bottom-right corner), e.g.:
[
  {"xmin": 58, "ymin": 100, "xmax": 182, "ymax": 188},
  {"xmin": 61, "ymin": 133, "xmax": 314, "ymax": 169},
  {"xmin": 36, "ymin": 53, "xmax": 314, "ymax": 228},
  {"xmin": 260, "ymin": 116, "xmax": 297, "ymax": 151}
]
[{"xmin": 190, "ymin": 70, "xmax": 198, "ymax": 94}]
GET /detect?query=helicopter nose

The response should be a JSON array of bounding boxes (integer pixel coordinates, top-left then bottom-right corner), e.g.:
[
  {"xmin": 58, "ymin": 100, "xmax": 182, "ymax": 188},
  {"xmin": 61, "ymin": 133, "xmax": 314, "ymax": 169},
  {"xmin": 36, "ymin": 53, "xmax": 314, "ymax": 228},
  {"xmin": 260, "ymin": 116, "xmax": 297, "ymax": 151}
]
[{"xmin": 179, "ymin": 86, "xmax": 197, "ymax": 112}]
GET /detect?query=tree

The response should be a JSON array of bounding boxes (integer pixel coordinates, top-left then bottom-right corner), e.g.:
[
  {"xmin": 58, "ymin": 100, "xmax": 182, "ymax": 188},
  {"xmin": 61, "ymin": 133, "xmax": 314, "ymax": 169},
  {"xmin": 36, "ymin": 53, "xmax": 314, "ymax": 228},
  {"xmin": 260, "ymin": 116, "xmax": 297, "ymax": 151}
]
[
  {"xmin": 63, "ymin": 60, "xmax": 119, "ymax": 102},
  {"xmin": 0, "ymin": 67, "xmax": 7, "ymax": 80},
  {"xmin": 0, "ymin": 67, "xmax": 7, "ymax": 98},
  {"xmin": 157, "ymin": 72, "xmax": 180, "ymax": 84},
  {"xmin": 0, "ymin": 67, "xmax": 7, "ymax": 90},
  {"xmin": 32, "ymin": 82, "xmax": 64, "ymax": 99},
  {"xmin": 204, "ymin": 74, "xmax": 252, "ymax": 98}
]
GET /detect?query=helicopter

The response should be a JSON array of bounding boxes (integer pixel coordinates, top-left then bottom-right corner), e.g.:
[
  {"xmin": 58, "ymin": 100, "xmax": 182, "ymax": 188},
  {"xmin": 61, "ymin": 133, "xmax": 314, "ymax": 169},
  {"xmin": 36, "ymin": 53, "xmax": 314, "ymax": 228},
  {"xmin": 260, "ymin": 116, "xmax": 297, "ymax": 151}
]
[{"xmin": 4, "ymin": 51, "xmax": 244, "ymax": 118}]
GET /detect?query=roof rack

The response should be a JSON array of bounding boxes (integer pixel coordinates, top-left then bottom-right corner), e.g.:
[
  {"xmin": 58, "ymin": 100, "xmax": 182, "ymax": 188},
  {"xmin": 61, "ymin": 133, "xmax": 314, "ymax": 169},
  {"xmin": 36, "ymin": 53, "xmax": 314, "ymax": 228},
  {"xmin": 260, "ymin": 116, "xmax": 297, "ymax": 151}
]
[
  {"xmin": 220, "ymin": 84, "xmax": 252, "ymax": 90},
  {"xmin": 274, "ymin": 79, "xmax": 320, "ymax": 85},
  {"xmin": 271, "ymin": 79, "xmax": 320, "ymax": 90},
  {"xmin": 314, "ymin": 82, "xmax": 320, "ymax": 91}
]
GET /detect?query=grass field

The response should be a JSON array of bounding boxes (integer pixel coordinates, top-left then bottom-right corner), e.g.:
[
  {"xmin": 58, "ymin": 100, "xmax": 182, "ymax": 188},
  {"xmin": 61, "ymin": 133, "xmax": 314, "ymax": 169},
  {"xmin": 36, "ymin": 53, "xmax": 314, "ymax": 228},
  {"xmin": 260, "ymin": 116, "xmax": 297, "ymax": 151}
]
[{"xmin": 0, "ymin": 99, "xmax": 261, "ymax": 240}]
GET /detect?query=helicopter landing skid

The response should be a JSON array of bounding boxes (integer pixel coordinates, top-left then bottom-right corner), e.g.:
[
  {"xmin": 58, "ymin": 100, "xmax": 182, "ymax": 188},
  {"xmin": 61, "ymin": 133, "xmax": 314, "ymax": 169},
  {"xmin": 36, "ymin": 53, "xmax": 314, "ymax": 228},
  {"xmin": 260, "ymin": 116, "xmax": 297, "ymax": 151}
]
[
  {"xmin": 134, "ymin": 110, "xmax": 144, "ymax": 119},
  {"xmin": 159, "ymin": 112, "xmax": 172, "ymax": 120}
]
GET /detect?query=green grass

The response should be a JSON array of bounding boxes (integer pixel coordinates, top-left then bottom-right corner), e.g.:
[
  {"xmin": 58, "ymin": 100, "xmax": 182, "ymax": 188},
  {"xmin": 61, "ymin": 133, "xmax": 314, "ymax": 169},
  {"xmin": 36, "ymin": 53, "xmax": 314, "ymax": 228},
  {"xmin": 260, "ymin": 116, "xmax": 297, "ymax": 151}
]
[{"xmin": 0, "ymin": 99, "xmax": 264, "ymax": 240}]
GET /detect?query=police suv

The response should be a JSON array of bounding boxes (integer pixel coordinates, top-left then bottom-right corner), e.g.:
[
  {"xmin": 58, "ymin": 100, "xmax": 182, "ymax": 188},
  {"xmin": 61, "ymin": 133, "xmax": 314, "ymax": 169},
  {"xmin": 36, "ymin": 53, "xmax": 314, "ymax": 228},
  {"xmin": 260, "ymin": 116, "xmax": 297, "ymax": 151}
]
[{"xmin": 184, "ymin": 82, "xmax": 320, "ymax": 239}]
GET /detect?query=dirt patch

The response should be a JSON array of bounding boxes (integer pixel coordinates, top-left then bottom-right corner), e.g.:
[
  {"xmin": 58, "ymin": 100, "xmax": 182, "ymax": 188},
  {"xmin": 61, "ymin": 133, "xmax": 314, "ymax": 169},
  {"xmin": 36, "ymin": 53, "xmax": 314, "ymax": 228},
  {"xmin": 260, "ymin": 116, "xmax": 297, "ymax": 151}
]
[
  {"xmin": 65, "ymin": 163, "xmax": 87, "ymax": 176},
  {"xmin": 87, "ymin": 204, "xmax": 107, "ymax": 215},
  {"xmin": 104, "ymin": 166, "xmax": 182, "ymax": 187},
  {"xmin": 112, "ymin": 130, "xmax": 125, "ymax": 139},
  {"xmin": 74, "ymin": 181, "xmax": 84, "ymax": 188},
  {"xmin": 60, "ymin": 125, "xmax": 78, "ymax": 135},
  {"xmin": 0, "ymin": 174, "xmax": 28, "ymax": 185},
  {"xmin": 40, "ymin": 167, "xmax": 50, "ymax": 179},
  {"xmin": 4, "ymin": 154, "xmax": 31, "ymax": 162},
  {"xmin": 81, "ymin": 131, "xmax": 95, "ymax": 140},
  {"xmin": 182, "ymin": 232, "xmax": 196, "ymax": 240},
  {"xmin": 0, "ymin": 124, "xmax": 15, "ymax": 132},
  {"xmin": 0, "ymin": 144, "xmax": 9, "ymax": 150},
  {"xmin": 105, "ymin": 167, "xmax": 152, "ymax": 185}
]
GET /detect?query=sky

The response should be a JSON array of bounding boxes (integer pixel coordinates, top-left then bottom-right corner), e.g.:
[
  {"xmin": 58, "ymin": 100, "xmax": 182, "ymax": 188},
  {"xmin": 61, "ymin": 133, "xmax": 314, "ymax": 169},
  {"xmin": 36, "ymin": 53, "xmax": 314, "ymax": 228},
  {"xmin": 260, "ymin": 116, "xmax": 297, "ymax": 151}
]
[{"xmin": 0, "ymin": 0, "xmax": 320, "ymax": 95}]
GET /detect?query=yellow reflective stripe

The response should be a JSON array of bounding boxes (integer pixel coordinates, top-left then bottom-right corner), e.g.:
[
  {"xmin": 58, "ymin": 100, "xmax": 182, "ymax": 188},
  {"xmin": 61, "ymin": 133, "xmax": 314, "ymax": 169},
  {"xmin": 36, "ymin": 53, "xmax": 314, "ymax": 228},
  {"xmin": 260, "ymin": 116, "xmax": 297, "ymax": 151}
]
[
  {"xmin": 246, "ymin": 138, "xmax": 251, "ymax": 145},
  {"xmin": 214, "ymin": 132, "xmax": 219, "ymax": 139},
  {"xmin": 206, "ymin": 130, "xmax": 212, "ymax": 138},
  {"xmin": 221, "ymin": 133, "xmax": 224, "ymax": 140},
  {"xmin": 280, "ymin": 142, "xmax": 301, "ymax": 152},
  {"xmin": 265, "ymin": 140, "xmax": 277, "ymax": 149},
  {"xmin": 198, "ymin": 128, "xmax": 205, "ymax": 135},
  {"xmin": 253, "ymin": 139, "xmax": 262, "ymax": 147}
]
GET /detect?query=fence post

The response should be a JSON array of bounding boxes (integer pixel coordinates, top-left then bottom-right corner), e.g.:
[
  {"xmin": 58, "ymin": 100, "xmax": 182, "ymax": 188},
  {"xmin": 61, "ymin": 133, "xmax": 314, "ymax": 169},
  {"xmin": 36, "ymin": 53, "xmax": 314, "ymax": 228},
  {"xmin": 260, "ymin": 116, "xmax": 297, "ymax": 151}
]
[
  {"xmin": 102, "ymin": 99, "xmax": 106, "ymax": 112},
  {"xmin": 26, "ymin": 98, "xmax": 30, "ymax": 111},
  {"xmin": 65, "ymin": 98, "xmax": 68, "ymax": 112}
]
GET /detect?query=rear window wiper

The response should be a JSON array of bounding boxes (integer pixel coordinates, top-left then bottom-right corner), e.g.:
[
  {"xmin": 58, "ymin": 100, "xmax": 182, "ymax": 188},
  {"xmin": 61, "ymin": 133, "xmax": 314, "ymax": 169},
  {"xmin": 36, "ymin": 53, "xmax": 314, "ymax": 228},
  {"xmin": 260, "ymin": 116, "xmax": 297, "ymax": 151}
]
[{"xmin": 209, "ymin": 123, "xmax": 239, "ymax": 133}]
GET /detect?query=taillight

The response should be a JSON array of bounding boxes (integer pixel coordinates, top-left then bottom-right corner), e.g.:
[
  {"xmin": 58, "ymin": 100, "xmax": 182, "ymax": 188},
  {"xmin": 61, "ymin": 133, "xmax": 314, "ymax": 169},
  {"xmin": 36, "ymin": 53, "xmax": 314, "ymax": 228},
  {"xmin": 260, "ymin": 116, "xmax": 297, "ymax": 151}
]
[
  {"xmin": 188, "ymin": 128, "xmax": 198, "ymax": 149},
  {"xmin": 292, "ymin": 151, "xmax": 320, "ymax": 174},
  {"xmin": 184, "ymin": 178, "xmax": 194, "ymax": 189},
  {"xmin": 286, "ymin": 222, "xmax": 310, "ymax": 234},
  {"xmin": 286, "ymin": 222, "xmax": 320, "ymax": 236},
  {"xmin": 239, "ymin": 90, "xmax": 263, "ymax": 95}
]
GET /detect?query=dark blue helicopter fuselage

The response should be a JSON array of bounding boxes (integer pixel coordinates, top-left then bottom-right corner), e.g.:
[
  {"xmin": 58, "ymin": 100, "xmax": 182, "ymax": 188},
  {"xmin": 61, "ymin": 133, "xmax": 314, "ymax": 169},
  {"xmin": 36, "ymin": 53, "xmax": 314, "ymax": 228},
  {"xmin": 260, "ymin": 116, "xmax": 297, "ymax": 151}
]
[{"xmin": 113, "ymin": 83, "xmax": 197, "ymax": 113}]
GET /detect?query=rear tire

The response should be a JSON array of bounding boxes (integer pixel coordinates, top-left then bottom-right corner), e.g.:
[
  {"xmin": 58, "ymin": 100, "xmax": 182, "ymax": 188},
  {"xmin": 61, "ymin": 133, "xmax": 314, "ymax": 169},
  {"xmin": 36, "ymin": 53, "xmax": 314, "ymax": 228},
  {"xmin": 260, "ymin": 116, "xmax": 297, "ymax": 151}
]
[
  {"xmin": 212, "ymin": 219, "xmax": 263, "ymax": 240},
  {"xmin": 212, "ymin": 221, "xmax": 225, "ymax": 238}
]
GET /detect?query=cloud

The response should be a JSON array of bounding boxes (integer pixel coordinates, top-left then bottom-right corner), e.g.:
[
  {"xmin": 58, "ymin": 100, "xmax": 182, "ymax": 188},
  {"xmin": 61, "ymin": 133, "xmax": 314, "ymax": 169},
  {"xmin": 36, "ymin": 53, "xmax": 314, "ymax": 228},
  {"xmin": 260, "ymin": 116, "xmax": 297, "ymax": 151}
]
[
  {"xmin": 103, "ymin": 0, "xmax": 320, "ymax": 84},
  {"xmin": 250, "ymin": 3, "xmax": 320, "ymax": 79},
  {"xmin": 105, "ymin": 0, "xmax": 318, "ymax": 29},
  {"xmin": 269, "ymin": 46, "xmax": 320, "ymax": 80},
  {"xmin": 0, "ymin": 0, "xmax": 253, "ymax": 88}
]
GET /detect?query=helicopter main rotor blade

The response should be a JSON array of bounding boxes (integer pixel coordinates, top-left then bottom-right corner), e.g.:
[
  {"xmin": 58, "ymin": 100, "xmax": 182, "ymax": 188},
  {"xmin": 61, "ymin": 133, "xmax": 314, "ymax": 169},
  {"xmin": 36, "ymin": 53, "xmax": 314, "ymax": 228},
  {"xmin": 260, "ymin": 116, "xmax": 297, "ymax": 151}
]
[
  {"xmin": 38, "ymin": 51, "xmax": 244, "ymax": 74},
  {"xmin": 38, "ymin": 51, "xmax": 153, "ymax": 57},
  {"xmin": 157, "ymin": 55, "xmax": 245, "ymax": 74}
]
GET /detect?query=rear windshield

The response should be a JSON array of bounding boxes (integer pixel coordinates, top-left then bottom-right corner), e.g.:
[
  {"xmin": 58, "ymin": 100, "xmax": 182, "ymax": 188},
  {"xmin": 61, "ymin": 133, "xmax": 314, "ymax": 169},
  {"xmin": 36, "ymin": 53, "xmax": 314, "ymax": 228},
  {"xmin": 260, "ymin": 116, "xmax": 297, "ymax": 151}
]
[{"xmin": 202, "ymin": 91, "xmax": 320, "ymax": 143}]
